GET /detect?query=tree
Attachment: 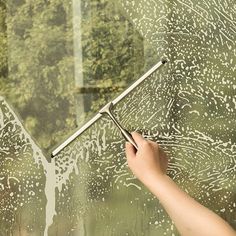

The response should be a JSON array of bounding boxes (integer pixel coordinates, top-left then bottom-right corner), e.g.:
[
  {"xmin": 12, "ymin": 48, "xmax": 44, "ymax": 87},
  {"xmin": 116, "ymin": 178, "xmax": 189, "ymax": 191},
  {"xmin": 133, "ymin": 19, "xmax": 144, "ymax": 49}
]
[{"xmin": 0, "ymin": 0, "xmax": 144, "ymax": 154}]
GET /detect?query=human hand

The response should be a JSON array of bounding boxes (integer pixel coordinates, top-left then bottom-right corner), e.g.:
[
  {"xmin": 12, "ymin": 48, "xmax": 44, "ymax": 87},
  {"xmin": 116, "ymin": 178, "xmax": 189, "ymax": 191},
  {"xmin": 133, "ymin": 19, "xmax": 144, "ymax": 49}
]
[{"xmin": 125, "ymin": 132, "xmax": 168, "ymax": 186}]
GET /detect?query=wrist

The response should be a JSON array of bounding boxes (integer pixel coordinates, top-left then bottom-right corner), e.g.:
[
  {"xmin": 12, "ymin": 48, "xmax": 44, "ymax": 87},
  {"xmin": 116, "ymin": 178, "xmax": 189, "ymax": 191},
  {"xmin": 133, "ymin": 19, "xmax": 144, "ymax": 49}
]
[{"xmin": 142, "ymin": 173, "xmax": 168, "ymax": 191}]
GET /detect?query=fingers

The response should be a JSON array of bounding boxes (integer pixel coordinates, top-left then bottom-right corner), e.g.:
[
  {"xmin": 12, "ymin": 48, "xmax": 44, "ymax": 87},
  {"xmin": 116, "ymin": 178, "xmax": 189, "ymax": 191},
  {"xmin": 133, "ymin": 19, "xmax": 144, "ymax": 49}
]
[
  {"xmin": 125, "ymin": 142, "xmax": 136, "ymax": 160},
  {"xmin": 131, "ymin": 131, "xmax": 146, "ymax": 147}
]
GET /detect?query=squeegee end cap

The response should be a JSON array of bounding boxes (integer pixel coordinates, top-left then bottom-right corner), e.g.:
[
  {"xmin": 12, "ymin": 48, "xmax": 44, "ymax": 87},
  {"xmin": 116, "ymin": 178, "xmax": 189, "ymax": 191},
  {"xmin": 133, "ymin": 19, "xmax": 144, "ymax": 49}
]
[{"xmin": 162, "ymin": 58, "xmax": 168, "ymax": 64}]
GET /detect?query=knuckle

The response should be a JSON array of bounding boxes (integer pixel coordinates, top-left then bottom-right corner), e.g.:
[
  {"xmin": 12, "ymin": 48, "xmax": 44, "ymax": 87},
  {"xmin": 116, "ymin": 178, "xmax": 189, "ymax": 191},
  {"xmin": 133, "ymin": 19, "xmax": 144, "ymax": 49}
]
[
  {"xmin": 143, "ymin": 140, "xmax": 151, "ymax": 147},
  {"xmin": 148, "ymin": 140, "xmax": 159, "ymax": 148}
]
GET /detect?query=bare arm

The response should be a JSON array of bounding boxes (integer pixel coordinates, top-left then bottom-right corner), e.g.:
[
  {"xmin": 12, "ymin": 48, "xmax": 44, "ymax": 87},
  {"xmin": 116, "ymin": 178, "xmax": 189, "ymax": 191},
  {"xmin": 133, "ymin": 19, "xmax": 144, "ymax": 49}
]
[{"xmin": 125, "ymin": 132, "xmax": 236, "ymax": 236}]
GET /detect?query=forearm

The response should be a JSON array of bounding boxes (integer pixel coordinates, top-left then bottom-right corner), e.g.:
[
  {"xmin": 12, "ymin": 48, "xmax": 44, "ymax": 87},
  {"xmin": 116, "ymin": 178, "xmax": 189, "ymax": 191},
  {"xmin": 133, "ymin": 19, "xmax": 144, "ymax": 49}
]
[
  {"xmin": 145, "ymin": 175, "xmax": 236, "ymax": 236},
  {"xmin": 125, "ymin": 134, "xmax": 235, "ymax": 236}
]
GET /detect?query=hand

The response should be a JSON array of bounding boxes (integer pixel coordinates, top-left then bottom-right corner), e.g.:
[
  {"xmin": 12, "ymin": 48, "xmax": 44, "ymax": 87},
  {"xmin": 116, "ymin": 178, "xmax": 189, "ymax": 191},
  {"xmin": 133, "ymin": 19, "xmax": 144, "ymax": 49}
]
[{"xmin": 125, "ymin": 132, "xmax": 168, "ymax": 187}]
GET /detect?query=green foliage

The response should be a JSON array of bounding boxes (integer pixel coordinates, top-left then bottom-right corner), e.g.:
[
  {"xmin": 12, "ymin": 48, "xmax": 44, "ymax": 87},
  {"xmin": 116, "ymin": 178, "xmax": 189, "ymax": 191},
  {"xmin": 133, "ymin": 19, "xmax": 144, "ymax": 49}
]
[
  {"xmin": 1, "ymin": 0, "xmax": 77, "ymax": 152},
  {"xmin": 0, "ymin": 0, "xmax": 144, "ymax": 154},
  {"xmin": 81, "ymin": 0, "xmax": 144, "ymax": 84},
  {"xmin": 80, "ymin": 0, "xmax": 144, "ymax": 115}
]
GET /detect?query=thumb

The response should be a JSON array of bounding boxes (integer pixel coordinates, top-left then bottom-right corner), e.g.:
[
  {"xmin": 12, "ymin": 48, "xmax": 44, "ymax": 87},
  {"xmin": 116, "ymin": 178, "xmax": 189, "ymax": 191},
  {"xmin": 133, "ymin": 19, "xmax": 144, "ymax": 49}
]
[{"xmin": 125, "ymin": 142, "xmax": 136, "ymax": 160}]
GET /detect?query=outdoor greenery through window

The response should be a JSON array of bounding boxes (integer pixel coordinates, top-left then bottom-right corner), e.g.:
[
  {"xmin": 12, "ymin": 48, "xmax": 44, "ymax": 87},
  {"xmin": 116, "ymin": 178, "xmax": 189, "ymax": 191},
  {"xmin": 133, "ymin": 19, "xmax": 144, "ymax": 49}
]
[{"xmin": 0, "ymin": 0, "xmax": 149, "ymax": 155}]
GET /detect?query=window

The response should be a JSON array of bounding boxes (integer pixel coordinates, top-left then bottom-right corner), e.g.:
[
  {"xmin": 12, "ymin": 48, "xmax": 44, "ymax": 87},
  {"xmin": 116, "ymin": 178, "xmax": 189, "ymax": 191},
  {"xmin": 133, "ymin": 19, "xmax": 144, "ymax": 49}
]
[{"xmin": 0, "ymin": 0, "xmax": 235, "ymax": 235}]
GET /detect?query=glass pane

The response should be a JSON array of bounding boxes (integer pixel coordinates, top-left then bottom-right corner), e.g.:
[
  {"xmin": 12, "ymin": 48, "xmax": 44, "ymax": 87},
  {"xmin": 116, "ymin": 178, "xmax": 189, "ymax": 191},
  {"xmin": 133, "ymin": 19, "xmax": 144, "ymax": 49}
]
[
  {"xmin": 0, "ymin": 0, "xmax": 235, "ymax": 235},
  {"xmin": 2, "ymin": 0, "xmax": 152, "ymax": 155}
]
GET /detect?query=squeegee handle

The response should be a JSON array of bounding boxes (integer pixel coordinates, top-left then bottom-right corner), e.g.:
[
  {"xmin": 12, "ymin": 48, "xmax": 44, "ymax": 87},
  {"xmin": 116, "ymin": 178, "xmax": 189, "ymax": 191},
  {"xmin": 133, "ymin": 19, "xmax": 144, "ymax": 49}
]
[{"xmin": 121, "ymin": 129, "xmax": 138, "ymax": 150}]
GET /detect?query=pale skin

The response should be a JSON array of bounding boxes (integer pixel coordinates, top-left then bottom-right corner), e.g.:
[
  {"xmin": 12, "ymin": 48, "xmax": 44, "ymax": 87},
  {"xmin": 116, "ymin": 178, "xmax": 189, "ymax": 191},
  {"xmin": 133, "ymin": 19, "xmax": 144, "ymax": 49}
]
[{"xmin": 125, "ymin": 131, "xmax": 236, "ymax": 236}]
